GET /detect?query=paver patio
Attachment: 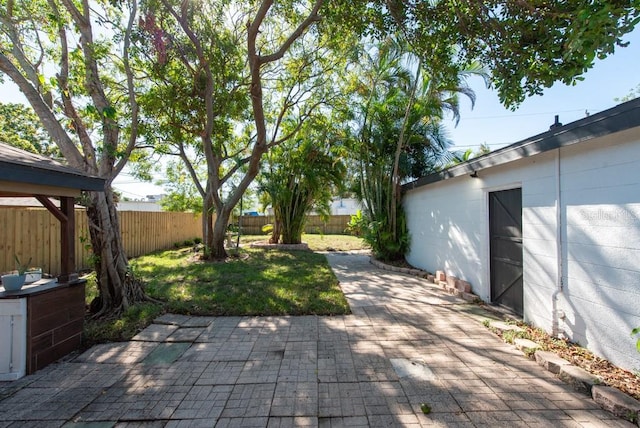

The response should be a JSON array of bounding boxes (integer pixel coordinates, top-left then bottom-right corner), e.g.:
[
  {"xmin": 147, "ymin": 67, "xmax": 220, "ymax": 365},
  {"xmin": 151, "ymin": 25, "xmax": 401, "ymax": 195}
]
[{"xmin": 0, "ymin": 252, "xmax": 633, "ymax": 427}]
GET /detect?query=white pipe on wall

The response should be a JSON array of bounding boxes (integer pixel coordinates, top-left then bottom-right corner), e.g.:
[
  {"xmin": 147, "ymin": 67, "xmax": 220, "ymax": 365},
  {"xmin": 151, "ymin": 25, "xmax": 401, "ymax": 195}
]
[{"xmin": 552, "ymin": 148, "xmax": 564, "ymax": 337}]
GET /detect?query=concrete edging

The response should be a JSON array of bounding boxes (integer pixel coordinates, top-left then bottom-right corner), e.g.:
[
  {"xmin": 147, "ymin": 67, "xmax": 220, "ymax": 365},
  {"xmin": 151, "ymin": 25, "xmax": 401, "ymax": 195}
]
[
  {"xmin": 369, "ymin": 257, "xmax": 481, "ymax": 303},
  {"xmin": 495, "ymin": 321, "xmax": 640, "ymax": 426}
]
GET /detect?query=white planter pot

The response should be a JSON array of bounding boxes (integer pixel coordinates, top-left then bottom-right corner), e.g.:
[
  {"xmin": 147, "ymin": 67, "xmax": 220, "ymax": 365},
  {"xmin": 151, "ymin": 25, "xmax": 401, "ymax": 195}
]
[{"xmin": 25, "ymin": 269, "xmax": 42, "ymax": 284}]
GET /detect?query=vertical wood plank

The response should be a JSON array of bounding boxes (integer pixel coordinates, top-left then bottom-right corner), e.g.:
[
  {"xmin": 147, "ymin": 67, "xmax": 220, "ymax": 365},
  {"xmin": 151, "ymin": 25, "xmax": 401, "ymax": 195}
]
[{"xmin": 0, "ymin": 207, "xmax": 203, "ymax": 274}]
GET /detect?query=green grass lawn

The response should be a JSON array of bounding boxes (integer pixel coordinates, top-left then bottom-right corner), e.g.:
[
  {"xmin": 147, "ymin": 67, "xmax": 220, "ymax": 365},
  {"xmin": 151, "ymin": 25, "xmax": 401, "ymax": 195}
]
[
  {"xmin": 83, "ymin": 235, "xmax": 362, "ymax": 345},
  {"xmin": 135, "ymin": 247, "xmax": 350, "ymax": 316}
]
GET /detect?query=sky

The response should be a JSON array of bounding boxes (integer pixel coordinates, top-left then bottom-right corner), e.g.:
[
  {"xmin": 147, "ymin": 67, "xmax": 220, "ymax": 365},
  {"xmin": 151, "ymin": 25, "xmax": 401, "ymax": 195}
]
[
  {"xmin": 2, "ymin": 27, "xmax": 639, "ymax": 199},
  {"xmin": 444, "ymin": 27, "xmax": 640, "ymax": 153}
]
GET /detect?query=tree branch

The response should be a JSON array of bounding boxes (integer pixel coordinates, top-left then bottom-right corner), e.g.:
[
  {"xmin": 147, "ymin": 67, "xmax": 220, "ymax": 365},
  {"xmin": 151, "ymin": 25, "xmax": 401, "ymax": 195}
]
[
  {"xmin": 113, "ymin": 0, "xmax": 141, "ymax": 178},
  {"xmin": 259, "ymin": 0, "xmax": 324, "ymax": 65},
  {"xmin": 160, "ymin": 0, "xmax": 218, "ymax": 177},
  {"xmin": 177, "ymin": 143, "xmax": 206, "ymax": 198},
  {"xmin": 48, "ymin": 0, "xmax": 98, "ymax": 172},
  {"xmin": 0, "ymin": 53, "xmax": 87, "ymax": 169}
]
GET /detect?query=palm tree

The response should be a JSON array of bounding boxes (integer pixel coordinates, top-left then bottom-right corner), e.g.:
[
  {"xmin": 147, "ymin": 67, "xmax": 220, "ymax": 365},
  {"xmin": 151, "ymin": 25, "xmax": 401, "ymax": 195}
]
[
  {"xmin": 351, "ymin": 37, "xmax": 488, "ymax": 260},
  {"xmin": 259, "ymin": 118, "xmax": 346, "ymax": 244}
]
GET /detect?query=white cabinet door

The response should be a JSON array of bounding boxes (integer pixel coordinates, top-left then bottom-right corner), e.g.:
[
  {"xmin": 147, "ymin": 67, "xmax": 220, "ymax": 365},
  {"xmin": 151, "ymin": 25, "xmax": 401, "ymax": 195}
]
[{"xmin": 0, "ymin": 298, "xmax": 27, "ymax": 380}]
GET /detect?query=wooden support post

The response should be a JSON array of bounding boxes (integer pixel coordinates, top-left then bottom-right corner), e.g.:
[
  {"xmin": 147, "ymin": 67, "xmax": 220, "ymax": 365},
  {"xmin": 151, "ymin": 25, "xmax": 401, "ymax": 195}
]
[{"xmin": 59, "ymin": 197, "xmax": 76, "ymax": 283}]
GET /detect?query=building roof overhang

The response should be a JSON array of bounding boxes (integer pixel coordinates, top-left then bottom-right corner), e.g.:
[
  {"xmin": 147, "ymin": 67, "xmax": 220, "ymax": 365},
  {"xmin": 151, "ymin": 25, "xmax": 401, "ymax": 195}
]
[
  {"xmin": 0, "ymin": 143, "xmax": 105, "ymax": 197},
  {"xmin": 403, "ymin": 97, "xmax": 640, "ymax": 192}
]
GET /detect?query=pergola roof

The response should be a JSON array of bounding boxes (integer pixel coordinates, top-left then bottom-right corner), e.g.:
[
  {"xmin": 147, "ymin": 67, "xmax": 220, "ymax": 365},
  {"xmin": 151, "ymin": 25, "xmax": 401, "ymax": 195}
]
[
  {"xmin": 0, "ymin": 142, "xmax": 106, "ymax": 284},
  {"xmin": 0, "ymin": 142, "xmax": 105, "ymax": 197}
]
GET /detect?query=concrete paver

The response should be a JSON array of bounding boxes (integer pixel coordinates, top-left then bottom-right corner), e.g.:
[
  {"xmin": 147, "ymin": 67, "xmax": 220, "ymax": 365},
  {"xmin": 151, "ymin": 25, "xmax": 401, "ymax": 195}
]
[{"xmin": 0, "ymin": 252, "xmax": 633, "ymax": 427}]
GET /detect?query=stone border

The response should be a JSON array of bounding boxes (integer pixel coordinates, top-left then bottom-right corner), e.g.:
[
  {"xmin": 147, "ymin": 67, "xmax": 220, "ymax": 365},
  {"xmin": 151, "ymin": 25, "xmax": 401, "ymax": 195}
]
[
  {"xmin": 371, "ymin": 256, "xmax": 640, "ymax": 426},
  {"xmin": 370, "ymin": 257, "xmax": 481, "ymax": 303},
  {"xmin": 249, "ymin": 241, "xmax": 310, "ymax": 251},
  {"xmin": 489, "ymin": 321, "xmax": 640, "ymax": 426}
]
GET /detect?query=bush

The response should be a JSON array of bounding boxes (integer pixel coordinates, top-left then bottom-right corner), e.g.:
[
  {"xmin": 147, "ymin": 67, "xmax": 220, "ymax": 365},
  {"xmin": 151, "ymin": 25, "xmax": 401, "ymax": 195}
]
[
  {"xmin": 348, "ymin": 210, "xmax": 408, "ymax": 261},
  {"xmin": 347, "ymin": 210, "xmax": 364, "ymax": 237}
]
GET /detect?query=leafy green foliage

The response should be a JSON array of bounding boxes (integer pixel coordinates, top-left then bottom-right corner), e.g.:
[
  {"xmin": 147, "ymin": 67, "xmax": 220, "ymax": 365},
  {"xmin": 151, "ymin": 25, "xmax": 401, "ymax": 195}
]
[
  {"xmin": 134, "ymin": 0, "xmax": 354, "ymax": 258},
  {"xmin": 157, "ymin": 160, "xmax": 203, "ymax": 213},
  {"xmin": 324, "ymin": 1, "xmax": 640, "ymax": 108},
  {"xmin": 0, "ymin": 103, "xmax": 57, "ymax": 155},
  {"xmin": 350, "ymin": 207, "xmax": 410, "ymax": 262},
  {"xmin": 346, "ymin": 37, "xmax": 483, "ymax": 260},
  {"xmin": 13, "ymin": 255, "xmax": 32, "ymax": 275},
  {"xmin": 259, "ymin": 117, "xmax": 347, "ymax": 244},
  {"xmin": 616, "ymin": 83, "xmax": 640, "ymax": 103},
  {"xmin": 0, "ymin": 0, "xmax": 153, "ymax": 315},
  {"xmin": 633, "ymin": 327, "xmax": 640, "ymax": 352},
  {"xmin": 446, "ymin": 143, "xmax": 492, "ymax": 168}
]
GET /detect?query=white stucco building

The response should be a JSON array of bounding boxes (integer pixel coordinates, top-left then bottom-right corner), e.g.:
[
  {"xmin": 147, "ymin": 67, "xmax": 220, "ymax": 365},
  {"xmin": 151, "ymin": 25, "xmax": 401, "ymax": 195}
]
[{"xmin": 403, "ymin": 98, "xmax": 640, "ymax": 372}]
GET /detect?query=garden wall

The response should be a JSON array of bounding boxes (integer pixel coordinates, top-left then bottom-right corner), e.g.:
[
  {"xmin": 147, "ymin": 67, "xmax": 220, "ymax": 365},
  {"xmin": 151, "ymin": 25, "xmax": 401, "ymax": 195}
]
[{"xmin": 0, "ymin": 208, "xmax": 201, "ymax": 275}]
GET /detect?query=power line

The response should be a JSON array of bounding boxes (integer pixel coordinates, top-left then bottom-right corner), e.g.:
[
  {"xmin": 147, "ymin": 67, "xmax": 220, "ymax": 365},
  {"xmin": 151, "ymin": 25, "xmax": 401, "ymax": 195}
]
[
  {"xmin": 115, "ymin": 189, "xmax": 148, "ymax": 198},
  {"xmin": 113, "ymin": 180, "xmax": 153, "ymax": 185},
  {"xmin": 454, "ymin": 108, "xmax": 603, "ymax": 121}
]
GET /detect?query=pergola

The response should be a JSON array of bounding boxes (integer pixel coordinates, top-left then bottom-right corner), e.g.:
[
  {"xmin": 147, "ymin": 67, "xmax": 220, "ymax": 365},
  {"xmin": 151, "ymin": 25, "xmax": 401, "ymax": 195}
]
[{"xmin": 0, "ymin": 142, "xmax": 105, "ymax": 282}]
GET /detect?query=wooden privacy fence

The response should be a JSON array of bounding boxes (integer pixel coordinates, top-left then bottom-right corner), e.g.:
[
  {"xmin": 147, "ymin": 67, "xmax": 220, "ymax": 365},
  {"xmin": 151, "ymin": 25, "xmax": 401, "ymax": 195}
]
[
  {"xmin": 0, "ymin": 207, "xmax": 201, "ymax": 276},
  {"xmin": 238, "ymin": 214, "xmax": 352, "ymax": 235}
]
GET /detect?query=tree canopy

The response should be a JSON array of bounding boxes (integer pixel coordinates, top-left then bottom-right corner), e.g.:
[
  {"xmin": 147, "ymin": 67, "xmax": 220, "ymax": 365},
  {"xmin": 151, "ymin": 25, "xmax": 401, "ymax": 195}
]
[
  {"xmin": 134, "ymin": 0, "xmax": 355, "ymax": 258},
  {"xmin": 324, "ymin": 0, "xmax": 640, "ymax": 107},
  {"xmin": 0, "ymin": 103, "xmax": 56, "ymax": 155}
]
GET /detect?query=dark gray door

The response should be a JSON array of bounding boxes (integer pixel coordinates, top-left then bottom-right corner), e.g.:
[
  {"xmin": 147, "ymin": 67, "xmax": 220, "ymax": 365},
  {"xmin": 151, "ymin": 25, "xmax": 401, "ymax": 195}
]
[{"xmin": 489, "ymin": 188, "xmax": 523, "ymax": 315}]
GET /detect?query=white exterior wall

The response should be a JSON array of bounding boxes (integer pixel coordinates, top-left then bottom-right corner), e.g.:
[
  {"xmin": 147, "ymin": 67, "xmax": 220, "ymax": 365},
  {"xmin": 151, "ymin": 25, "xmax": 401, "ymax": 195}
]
[
  {"xmin": 330, "ymin": 198, "xmax": 361, "ymax": 216},
  {"xmin": 404, "ymin": 127, "xmax": 640, "ymax": 371},
  {"xmin": 117, "ymin": 201, "xmax": 162, "ymax": 212}
]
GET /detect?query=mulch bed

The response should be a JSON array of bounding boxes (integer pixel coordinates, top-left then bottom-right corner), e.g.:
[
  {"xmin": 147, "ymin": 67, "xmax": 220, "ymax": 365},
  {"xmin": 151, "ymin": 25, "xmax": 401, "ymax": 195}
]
[{"xmin": 495, "ymin": 323, "xmax": 640, "ymax": 401}]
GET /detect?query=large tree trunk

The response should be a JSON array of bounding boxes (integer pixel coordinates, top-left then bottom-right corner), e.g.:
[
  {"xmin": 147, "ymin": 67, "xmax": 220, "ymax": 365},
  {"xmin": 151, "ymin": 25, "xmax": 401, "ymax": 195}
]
[
  {"xmin": 210, "ymin": 207, "xmax": 232, "ymax": 259},
  {"xmin": 87, "ymin": 186, "xmax": 147, "ymax": 317},
  {"xmin": 281, "ymin": 228, "xmax": 303, "ymax": 245},
  {"xmin": 202, "ymin": 193, "xmax": 215, "ymax": 258}
]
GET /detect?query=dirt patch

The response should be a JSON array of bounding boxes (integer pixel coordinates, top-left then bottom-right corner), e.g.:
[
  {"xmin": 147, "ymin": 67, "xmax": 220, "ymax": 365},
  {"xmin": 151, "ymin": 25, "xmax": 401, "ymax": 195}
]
[
  {"xmin": 372, "ymin": 257, "xmax": 414, "ymax": 269},
  {"xmin": 249, "ymin": 241, "xmax": 310, "ymax": 251}
]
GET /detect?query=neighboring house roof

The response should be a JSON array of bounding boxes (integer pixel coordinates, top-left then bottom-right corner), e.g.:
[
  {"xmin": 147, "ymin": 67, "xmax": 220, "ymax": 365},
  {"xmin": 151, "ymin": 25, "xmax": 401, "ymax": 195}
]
[
  {"xmin": 0, "ymin": 142, "xmax": 105, "ymax": 196},
  {"xmin": 403, "ymin": 97, "xmax": 640, "ymax": 191}
]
